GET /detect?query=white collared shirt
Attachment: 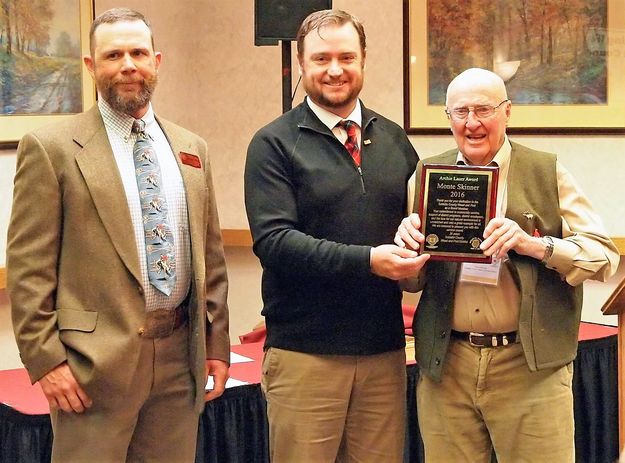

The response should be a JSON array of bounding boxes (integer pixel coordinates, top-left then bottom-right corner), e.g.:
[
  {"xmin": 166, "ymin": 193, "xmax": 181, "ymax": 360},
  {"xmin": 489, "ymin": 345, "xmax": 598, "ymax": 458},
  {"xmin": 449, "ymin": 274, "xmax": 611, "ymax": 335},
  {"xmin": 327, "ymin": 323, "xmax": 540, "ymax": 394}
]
[
  {"xmin": 99, "ymin": 98, "xmax": 191, "ymax": 311},
  {"xmin": 306, "ymin": 96, "xmax": 362, "ymax": 147}
]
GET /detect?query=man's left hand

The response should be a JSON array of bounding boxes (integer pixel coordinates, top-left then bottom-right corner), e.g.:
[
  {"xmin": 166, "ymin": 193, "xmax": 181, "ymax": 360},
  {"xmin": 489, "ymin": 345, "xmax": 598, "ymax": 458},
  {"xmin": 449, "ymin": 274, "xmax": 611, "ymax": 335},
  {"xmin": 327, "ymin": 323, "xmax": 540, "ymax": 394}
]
[
  {"xmin": 481, "ymin": 217, "xmax": 545, "ymax": 260},
  {"xmin": 204, "ymin": 359, "xmax": 229, "ymax": 402}
]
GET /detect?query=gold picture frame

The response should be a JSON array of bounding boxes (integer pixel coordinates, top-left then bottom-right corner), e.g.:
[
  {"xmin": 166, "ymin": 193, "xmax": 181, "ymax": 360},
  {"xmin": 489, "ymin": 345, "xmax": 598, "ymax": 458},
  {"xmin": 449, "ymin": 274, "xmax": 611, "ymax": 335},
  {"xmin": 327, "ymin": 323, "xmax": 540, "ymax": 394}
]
[
  {"xmin": 403, "ymin": 0, "xmax": 625, "ymax": 134},
  {"xmin": 0, "ymin": 0, "xmax": 95, "ymax": 146}
]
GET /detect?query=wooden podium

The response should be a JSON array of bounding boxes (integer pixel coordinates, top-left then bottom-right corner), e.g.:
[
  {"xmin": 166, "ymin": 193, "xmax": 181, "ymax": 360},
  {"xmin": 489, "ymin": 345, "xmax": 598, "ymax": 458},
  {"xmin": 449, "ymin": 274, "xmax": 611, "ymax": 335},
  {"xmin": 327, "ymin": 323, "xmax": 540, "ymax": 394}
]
[{"xmin": 602, "ymin": 277, "xmax": 625, "ymax": 451}]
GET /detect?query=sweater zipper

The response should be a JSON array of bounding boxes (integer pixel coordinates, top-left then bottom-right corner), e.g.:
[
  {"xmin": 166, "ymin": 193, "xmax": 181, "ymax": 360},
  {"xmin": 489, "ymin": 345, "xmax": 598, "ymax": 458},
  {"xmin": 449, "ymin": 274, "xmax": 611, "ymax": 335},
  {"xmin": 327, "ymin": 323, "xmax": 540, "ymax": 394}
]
[{"xmin": 356, "ymin": 165, "xmax": 366, "ymax": 193}]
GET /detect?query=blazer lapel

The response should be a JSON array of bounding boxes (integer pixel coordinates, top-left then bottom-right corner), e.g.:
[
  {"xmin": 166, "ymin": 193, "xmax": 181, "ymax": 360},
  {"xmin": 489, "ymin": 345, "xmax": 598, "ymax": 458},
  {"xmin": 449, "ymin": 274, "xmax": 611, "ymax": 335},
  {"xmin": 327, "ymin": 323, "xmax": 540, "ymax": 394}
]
[{"xmin": 73, "ymin": 107, "xmax": 143, "ymax": 285}]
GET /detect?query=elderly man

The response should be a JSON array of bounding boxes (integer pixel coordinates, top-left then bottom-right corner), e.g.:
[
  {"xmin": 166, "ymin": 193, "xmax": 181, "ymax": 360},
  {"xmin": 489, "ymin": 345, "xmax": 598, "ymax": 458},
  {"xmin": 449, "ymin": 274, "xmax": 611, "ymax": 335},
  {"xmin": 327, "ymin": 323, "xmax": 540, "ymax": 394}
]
[{"xmin": 396, "ymin": 67, "xmax": 619, "ymax": 462}]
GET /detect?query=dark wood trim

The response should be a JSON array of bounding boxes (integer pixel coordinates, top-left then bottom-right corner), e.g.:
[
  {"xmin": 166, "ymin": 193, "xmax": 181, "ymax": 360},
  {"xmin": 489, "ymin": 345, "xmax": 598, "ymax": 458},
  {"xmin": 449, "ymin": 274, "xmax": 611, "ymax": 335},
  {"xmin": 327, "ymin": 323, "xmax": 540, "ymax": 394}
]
[
  {"xmin": 0, "ymin": 142, "xmax": 18, "ymax": 150},
  {"xmin": 402, "ymin": 0, "xmax": 411, "ymax": 132},
  {"xmin": 617, "ymin": 313, "xmax": 625, "ymax": 451}
]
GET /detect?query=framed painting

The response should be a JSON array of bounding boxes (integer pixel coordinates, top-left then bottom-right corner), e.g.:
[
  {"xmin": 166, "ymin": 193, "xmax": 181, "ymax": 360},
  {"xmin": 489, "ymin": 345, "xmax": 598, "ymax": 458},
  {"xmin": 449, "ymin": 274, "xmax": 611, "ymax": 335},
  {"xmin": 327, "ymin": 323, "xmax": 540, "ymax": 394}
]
[
  {"xmin": 403, "ymin": 0, "xmax": 625, "ymax": 134},
  {"xmin": 0, "ymin": 0, "xmax": 95, "ymax": 147}
]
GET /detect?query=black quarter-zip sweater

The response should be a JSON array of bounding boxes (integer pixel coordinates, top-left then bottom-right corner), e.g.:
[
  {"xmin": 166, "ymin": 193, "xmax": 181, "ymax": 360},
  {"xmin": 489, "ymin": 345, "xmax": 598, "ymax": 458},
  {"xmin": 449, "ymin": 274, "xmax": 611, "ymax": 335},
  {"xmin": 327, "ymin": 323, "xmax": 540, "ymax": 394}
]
[{"xmin": 244, "ymin": 100, "xmax": 418, "ymax": 355}]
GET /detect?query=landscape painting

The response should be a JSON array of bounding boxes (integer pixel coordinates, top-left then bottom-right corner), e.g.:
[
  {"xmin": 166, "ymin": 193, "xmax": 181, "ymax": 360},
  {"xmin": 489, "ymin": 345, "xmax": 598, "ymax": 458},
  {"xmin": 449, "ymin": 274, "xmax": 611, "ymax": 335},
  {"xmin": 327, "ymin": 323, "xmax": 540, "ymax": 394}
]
[
  {"xmin": 404, "ymin": 0, "xmax": 625, "ymax": 134},
  {"xmin": 0, "ymin": 0, "xmax": 94, "ymax": 144},
  {"xmin": 427, "ymin": 0, "xmax": 606, "ymax": 106}
]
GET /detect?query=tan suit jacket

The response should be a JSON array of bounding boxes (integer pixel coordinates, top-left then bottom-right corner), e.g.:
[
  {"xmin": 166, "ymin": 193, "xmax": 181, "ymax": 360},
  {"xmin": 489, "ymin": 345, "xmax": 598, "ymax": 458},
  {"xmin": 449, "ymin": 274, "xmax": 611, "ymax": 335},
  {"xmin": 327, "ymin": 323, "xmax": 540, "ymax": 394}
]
[{"xmin": 7, "ymin": 106, "xmax": 229, "ymax": 412}]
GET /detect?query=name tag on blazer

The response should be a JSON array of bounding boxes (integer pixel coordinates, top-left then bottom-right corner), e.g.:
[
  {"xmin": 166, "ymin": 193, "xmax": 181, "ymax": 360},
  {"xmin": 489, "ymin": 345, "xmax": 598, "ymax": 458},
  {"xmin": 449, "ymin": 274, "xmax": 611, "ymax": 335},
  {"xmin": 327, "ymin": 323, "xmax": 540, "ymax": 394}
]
[{"xmin": 179, "ymin": 152, "xmax": 202, "ymax": 168}]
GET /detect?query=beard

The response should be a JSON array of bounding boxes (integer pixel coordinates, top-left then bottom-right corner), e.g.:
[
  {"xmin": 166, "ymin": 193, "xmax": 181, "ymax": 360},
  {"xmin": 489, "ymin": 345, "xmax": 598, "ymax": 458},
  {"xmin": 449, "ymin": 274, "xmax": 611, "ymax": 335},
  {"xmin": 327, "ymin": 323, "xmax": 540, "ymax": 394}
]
[
  {"xmin": 313, "ymin": 87, "xmax": 360, "ymax": 110},
  {"xmin": 303, "ymin": 73, "xmax": 364, "ymax": 113},
  {"xmin": 98, "ymin": 73, "xmax": 158, "ymax": 116}
]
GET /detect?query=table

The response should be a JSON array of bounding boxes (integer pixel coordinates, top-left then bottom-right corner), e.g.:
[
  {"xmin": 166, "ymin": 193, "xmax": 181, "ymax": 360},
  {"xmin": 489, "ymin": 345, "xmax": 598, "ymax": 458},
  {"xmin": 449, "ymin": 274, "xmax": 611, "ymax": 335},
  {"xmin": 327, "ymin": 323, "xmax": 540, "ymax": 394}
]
[{"xmin": 0, "ymin": 324, "xmax": 619, "ymax": 463}]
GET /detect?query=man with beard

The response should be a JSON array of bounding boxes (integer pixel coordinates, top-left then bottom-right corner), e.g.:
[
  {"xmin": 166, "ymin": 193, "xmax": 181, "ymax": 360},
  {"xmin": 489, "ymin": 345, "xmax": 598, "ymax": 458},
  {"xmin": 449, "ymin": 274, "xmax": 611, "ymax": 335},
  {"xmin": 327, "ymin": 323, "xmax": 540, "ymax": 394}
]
[
  {"xmin": 7, "ymin": 8, "xmax": 229, "ymax": 462},
  {"xmin": 244, "ymin": 9, "xmax": 427, "ymax": 463}
]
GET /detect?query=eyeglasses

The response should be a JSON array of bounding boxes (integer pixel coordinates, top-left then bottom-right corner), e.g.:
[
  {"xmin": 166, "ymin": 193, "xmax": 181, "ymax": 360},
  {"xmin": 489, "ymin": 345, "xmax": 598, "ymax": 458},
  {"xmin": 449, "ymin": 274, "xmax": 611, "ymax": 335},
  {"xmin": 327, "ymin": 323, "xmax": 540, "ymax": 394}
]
[{"xmin": 445, "ymin": 99, "xmax": 510, "ymax": 121}]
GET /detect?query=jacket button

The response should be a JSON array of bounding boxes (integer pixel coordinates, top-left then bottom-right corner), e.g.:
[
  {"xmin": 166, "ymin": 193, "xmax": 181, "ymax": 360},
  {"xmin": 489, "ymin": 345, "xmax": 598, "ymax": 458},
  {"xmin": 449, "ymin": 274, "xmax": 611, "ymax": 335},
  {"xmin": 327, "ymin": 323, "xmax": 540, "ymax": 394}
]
[
  {"xmin": 138, "ymin": 327, "xmax": 145, "ymax": 336},
  {"xmin": 435, "ymin": 358, "xmax": 441, "ymax": 365},
  {"xmin": 440, "ymin": 330, "xmax": 446, "ymax": 338}
]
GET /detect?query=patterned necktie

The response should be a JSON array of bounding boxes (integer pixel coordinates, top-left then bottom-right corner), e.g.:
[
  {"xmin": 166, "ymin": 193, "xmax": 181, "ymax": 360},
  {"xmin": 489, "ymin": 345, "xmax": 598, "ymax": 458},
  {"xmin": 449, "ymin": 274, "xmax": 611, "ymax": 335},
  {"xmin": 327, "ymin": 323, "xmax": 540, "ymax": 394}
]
[
  {"xmin": 132, "ymin": 120, "xmax": 176, "ymax": 296},
  {"xmin": 338, "ymin": 120, "xmax": 361, "ymax": 166}
]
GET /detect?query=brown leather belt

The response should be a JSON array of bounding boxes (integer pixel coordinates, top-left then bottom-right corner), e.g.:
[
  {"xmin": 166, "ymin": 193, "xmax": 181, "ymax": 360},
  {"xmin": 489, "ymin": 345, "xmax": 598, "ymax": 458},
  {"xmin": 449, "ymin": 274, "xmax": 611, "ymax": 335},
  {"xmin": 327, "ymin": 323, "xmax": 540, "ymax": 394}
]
[
  {"xmin": 451, "ymin": 330, "xmax": 517, "ymax": 348},
  {"xmin": 139, "ymin": 304, "xmax": 188, "ymax": 339}
]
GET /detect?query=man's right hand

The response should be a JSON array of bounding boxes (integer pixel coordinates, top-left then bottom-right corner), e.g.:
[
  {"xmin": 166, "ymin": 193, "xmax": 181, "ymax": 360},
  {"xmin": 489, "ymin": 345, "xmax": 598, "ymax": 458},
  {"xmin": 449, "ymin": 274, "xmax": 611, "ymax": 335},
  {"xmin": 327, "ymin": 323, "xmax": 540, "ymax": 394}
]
[
  {"xmin": 370, "ymin": 244, "xmax": 430, "ymax": 280},
  {"xmin": 39, "ymin": 362, "xmax": 92, "ymax": 413}
]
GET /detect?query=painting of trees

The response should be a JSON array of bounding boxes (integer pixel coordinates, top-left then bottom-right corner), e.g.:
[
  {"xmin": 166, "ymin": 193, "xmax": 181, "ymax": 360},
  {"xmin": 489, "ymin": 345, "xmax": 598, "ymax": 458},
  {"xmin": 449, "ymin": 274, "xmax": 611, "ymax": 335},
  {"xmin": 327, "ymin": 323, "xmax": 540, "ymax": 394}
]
[
  {"xmin": 427, "ymin": 0, "xmax": 607, "ymax": 105},
  {"xmin": 0, "ymin": 0, "xmax": 83, "ymax": 115}
]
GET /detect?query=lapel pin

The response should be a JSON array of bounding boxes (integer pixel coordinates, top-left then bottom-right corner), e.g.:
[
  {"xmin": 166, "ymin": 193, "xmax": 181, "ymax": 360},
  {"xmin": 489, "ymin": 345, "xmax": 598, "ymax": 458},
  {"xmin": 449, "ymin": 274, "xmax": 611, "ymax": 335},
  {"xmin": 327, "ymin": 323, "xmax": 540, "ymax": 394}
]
[{"xmin": 363, "ymin": 139, "xmax": 372, "ymax": 145}]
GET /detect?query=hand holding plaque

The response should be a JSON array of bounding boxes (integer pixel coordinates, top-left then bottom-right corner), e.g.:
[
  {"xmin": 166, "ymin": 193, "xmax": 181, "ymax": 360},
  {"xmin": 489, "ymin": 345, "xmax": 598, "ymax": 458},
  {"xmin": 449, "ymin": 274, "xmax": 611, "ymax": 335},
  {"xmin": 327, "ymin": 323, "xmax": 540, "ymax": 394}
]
[{"xmin": 418, "ymin": 164, "xmax": 498, "ymax": 263}]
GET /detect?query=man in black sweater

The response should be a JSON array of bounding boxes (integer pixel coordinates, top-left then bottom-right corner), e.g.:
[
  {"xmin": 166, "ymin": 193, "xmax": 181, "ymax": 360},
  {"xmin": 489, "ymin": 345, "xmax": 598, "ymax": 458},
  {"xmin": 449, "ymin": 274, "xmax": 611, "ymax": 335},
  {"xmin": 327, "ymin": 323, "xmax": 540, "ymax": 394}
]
[{"xmin": 244, "ymin": 9, "xmax": 429, "ymax": 463}]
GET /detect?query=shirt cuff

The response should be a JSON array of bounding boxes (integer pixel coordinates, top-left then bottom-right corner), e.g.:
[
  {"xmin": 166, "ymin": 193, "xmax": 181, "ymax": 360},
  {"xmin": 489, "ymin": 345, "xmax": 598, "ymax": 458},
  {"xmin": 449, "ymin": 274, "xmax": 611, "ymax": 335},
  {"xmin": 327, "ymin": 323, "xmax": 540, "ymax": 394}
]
[{"xmin": 543, "ymin": 237, "xmax": 577, "ymax": 275}]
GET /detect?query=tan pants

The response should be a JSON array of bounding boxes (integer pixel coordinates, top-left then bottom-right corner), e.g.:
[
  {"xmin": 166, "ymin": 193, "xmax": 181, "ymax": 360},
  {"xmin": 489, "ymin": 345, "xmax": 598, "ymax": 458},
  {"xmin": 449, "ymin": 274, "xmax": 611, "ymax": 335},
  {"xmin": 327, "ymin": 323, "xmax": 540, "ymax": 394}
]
[
  {"xmin": 262, "ymin": 347, "xmax": 407, "ymax": 463},
  {"xmin": 417, "ymin": 339, "xmax": 574, "ymax": 463},
  {"xmin": 51, "ymin": 323, "xmax": 199, "ymax": 463}
]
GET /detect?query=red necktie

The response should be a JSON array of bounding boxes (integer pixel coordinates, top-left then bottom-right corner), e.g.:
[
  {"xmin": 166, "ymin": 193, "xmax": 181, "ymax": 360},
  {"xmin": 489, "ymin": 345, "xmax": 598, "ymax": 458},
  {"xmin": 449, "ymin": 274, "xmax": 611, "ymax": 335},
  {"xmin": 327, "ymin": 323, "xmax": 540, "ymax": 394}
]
[{"xmin": 338, "ymin": 120, "xmax": 361, "ymax": 167}]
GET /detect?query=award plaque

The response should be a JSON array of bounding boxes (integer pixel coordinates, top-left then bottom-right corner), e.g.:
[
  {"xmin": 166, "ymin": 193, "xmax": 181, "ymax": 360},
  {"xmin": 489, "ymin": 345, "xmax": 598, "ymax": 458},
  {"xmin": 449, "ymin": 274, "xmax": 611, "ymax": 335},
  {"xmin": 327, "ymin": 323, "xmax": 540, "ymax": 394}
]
[{"xmin": 418, "ymin": 164, "xmax": 499, "ymax": 263}]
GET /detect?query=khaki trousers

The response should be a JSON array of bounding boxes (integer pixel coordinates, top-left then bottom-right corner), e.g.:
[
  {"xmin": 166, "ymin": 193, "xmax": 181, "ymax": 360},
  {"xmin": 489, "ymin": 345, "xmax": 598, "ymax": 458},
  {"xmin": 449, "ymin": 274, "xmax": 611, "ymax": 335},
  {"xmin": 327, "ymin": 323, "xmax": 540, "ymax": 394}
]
[
  {"xmin": 262, "ymin": 347, "xmax": 407, "ymax": 463},
  {"xmin": 50, "ymin": 323, "xmax": 199, "ymax": 463},
  {"xmin": 417, "ymin": 339, "xmax": 574, "ymax": 463}
]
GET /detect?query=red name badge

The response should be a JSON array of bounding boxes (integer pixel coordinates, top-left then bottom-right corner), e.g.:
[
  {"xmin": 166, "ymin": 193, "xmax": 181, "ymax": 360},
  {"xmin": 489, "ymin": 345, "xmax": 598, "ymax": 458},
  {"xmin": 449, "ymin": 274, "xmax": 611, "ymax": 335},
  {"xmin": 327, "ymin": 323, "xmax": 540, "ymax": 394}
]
[{"xmin": 179, "ymin": 152, "xmax": 202, "ymax": 168}]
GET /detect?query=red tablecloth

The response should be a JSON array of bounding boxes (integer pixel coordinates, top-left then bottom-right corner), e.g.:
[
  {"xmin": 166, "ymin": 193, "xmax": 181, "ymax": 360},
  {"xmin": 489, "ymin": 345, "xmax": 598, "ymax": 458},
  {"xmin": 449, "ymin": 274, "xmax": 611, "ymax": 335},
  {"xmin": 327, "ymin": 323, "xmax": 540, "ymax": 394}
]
[
  {"xmin": 1, "ymin": 323, "xmax": 617, "ymax": 416},
  {"xmin": 0, "ymin": 342, "xmax": 265, "ymax": 416}
]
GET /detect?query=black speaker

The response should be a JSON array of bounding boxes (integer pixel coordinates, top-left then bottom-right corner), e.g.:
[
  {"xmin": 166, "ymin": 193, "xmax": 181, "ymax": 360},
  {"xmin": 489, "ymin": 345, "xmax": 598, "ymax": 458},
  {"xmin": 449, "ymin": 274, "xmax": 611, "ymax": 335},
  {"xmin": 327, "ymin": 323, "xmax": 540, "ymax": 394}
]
[{"xmin": 255, "ymin": 0, "xmax": 332, "ymax": 46}]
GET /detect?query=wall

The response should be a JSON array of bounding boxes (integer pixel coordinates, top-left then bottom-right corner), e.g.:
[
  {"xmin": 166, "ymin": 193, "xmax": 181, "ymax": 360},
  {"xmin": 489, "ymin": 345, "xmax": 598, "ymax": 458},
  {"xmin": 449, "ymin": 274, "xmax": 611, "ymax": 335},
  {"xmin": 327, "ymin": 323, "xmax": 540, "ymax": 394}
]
[
  {"xmin": 0, "ymin": 0, "xmax": 622, "ymax": 362},
  {"xmin": 1, "ymin": 0, "xmax": 624, "ymax": 257}
]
